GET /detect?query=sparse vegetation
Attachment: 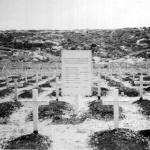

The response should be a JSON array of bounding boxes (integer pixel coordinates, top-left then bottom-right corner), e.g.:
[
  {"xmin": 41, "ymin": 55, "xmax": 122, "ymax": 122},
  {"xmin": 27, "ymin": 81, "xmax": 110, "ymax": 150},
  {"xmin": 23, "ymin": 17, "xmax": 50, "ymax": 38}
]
[
  {"xmin": 88, "ymin": 100, "xmax": 124, "ymax": 120},
  {"xmin": 4, "ymin": 133, "xmax": 52, "ymax": 150},
  {"xmin": 0, "ymin": 101, "xmax": 22, "ymax": 118},
  {"xmin": 27, "ymin": 100, "xmax": 87, "ymax": 124},
  {"xmin": 89, "ymin": 128, "xmax": 149, "ymax": 150}
]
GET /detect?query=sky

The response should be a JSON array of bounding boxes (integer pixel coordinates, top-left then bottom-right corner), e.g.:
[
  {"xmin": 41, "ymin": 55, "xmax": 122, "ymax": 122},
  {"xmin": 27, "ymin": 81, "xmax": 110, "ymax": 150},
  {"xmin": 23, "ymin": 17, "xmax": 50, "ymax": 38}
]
[{"xmin": 0, "ymin": 0, "xmax": 150, "ymax": 30}]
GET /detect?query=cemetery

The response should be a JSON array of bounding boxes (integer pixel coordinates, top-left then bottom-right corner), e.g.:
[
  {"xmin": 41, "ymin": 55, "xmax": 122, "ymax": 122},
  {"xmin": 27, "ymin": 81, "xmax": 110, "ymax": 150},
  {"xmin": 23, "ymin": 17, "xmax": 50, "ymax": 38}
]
[{"xmin": 0, "ymin": 50, "xmax": 150, "ymax": 150}]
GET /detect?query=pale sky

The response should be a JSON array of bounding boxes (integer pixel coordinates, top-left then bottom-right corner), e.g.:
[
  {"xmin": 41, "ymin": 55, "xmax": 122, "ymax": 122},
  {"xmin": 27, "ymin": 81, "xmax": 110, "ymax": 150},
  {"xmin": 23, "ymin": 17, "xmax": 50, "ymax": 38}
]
[{"xmin": 0, "ymin": 0, "xmax": 150, "ymax": 30}]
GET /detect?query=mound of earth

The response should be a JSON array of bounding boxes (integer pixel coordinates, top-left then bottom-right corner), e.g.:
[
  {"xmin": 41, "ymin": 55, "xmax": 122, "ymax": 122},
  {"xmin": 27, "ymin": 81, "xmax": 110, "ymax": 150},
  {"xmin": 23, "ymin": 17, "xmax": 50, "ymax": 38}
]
[
  {"xmin": 91, "ymin": 87, "xmax": 109, "ymax": 97},
  {"xmin": 39, "ymin": 82, "xmax": 51, "ymax": 88},
  {"xmin": 0, "ymin": 101, "xmax": 22, "ymax": 124},
  {"xmin": 88, "ymin": 100, "xmax": 124, "ymax": 120},
  {"xmin": 27, "ymin": 100, "xmax": 86, "ymax": 124},
  {"xmin": 48, "ymin": 89, "xmax": 62, "ymax": 97},
  {"xmin": 19, "ymin": 88, "xmax": 44, "ymax": 98},
  {"xmin": 4, "ymin": 133, "xmax": 52, "ymax": 150},
  {"xmin": 0, "ymin": 88, "xmax": 13, "ymax": 97},
  {"xmin": 89, "ymin": 128, "xmax": 150, "ymax": 150},
  {"xmin": 107, "ymin": 78, "xmax": 139, "ymax": 97},
  {"xmin": 119, "ymin": 87, "xmax": 139, "ymax": 97},
  {"xmin": 133, "ymin": 99, "xmax": 150, "ymax": 116}
]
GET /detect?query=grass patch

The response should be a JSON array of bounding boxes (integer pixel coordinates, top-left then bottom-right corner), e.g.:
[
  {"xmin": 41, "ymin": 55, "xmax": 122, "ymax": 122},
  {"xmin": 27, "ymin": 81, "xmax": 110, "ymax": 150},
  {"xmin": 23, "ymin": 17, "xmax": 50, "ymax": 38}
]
[
  {"xmin": 106, "ymin": 77, "xmax": 139, "ymax": 97},
  {"xmin": 139, "ymin": 129, "xmax": 150, "ymax": 139},
  {"xmin": 144, "ymin": 87, "xmax": 150, "ymax": 92},
  {"xmin": 8, "ymin": 75, "xmax": 20, "ymax": 79},
  {"xmin": 28, "ymin": 79, "xmax": 36, "ymax": 83},
  {"xmin": 19, "ymin": 90, "xmax": 32, "ymax": 98},
  {"xmin": 122, "ymin": 76, "xmax": 133, "ymax": 82},
  {"xmin": 27, "ymin": 100, "xmax": 86, "ymax": 124},
  {"xmin": 133, "ymin": 99, "xmax": 150, "ymax": 116},
  {"xmin": 18, "ymin": 82, "xmax": 31, "ymax": 89},
  {"xmin": 4, "ymin": 133, "xmax": 52, "ymax": 150},
  {"xmin": 0, "ymin": 82, "xmax": 6, "ymax": 87},
  {"xmin": 143, "ymin": 76, "xmax": 150, "ymax": 81},
  {"xmin": 0, "ymin": 79, "xmax": 5, "ymax": 83},
  {"xmin": 19, "ymin": 88, "xmax": 44, "ymax": 98},
  {"xmin": 27, "ymin": 75, "xmax": 35, "ymax": 80},
  {"xmin": 39, "ymin": 82, "xmax": 51, "ymax": 88},
  {"xmin": 89, "ymin": 128, "xmax": 149, "ymax": 150},
  {"xmin": 42, "ymin": 76, "xmax": 48, "ymax": 79},
  {"xmin": 0, "ymin": 88, "xmax": 13, "ymax": 97},
  {"xmin": 49, "ymin": 89, "xmax": 62, "ymax": 97},
  {"xmin": 0, "ymin": 101, "xmax": 22, "ymax": 119},
  {"xmin": 119, "ymin": 87, "xmax": 139, "ymax": 97},
  {"xmin": 87, "ymin": 100, "xmax": 124, "ymax": 120},
  {"xmin": 86, "ymin": 87, "xmax": 109, "ymax": 97}
]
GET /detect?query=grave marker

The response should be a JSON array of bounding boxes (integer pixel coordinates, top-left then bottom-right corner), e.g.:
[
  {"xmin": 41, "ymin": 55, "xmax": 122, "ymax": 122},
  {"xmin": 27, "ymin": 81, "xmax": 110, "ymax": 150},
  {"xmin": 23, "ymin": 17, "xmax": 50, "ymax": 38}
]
[
  {"xmin": 25, "ymin": 70, "xmax": 28, "ymax": 83},
  {"xmin": 36, "ymin": 73, "xmax": 39, "ymax": 88},
  {"xmin": 134, "ymin": 74, "xmax": 150, "ymax": 99},
  {"xmin": 98, "ymin": 70, "xmax": 101, "ymax": 100},
  {"xmin": 22, "ymin": 89, "xmax": 49, "ymax": 134},
  {"xmin": 56, "ymin": 76, "xmax": 59, "ymax": 101},
  {"xmin": 14, "ymin": 79, "xmax": 18, "ymax": 101},
  {"xmin": 102, "ymin": 89, "xmax": 129, "ymax": 128},
  {"xmin": 62, "ymin": 50, "xmax": 92, "ymax": 110}
]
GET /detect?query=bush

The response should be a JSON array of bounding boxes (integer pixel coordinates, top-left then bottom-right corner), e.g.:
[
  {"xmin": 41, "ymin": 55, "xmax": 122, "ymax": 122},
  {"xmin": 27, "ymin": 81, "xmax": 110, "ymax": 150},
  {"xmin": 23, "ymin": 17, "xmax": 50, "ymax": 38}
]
[
  {"xmin": 89, "ymin": 128, "xmax": 149, "ymax": 150},
  {"xmin": 19, "ymin": 90, "xmax": 32, "ymax": 98},
  {"xmin": 119, "ymin": 87, "xmax": 139, "ymax": 97},
  {"xmin": 0, "ymin": 88, "xmax": 13, "ymax": 97},
  {"xmin": 106, "ymin": 77, "xmax": 139, "ymax": 97},
  {"xmin": 49, "ymin": 89, "xmax": 62, "ymax": 97},
  {"xmin": 133, "ymin": 99, "xmax": 150, "ymax": 116},
  {"xmin": 4, "ymin": 133, "xmax": 52, "ymax": 150},
  {"xmin": 0, "ymin": 101, "xmax": 22, "ymax": 118},
  {"xmin": 88, "ymin": 100, "xmax": 124, "ymax": 120},
  {"xmin": 39, "ymin": 82, "xmax": 51, "ymax": 88},
  {"xmin": 27, "ymin": 100, "xmax": 86, "ymax": 124}
]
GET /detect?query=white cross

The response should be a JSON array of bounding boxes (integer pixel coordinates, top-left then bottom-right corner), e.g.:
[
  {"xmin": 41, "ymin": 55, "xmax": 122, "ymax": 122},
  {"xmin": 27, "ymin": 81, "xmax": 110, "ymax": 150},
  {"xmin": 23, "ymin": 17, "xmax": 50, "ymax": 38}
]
[
  {"xmin": 134, "ymin": 74, "xmax": 150, "ymax": 99},
  {"xmin": 21, "ymin": 89, "xmax": 49, "ymax": 134},
  {"xmin": 14, "ymin": 79, "xmax": 18, "ymax": 101},
  {"xmin": 102, "ymin": 88, "xmax": 129, "ymax": 128},
  {"xmin": 56, "ymin": 76, "xmax": 59, "ymax": 101},
  {"xmin": 97, "ymin": 70, "xmax": 101, "ymax": 100}
]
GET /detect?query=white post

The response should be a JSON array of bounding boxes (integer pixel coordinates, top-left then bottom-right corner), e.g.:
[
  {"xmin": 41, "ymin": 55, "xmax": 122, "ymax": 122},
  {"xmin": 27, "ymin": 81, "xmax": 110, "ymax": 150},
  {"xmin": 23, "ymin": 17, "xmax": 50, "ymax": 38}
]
[
  {"xmin": 56, "ymin": 76, "xmax": 59, "ymax": 101},
  {"xmin": 5, "ymin": 74, "xmax": 9, "ymax": 89},
  {"xmin": 114, "ymin": 89, "xmax": 119, "ymax": 128},
  {"xmin": 74, "ymin": 95, "xmax": 79, "ymax": 113},
  {"xmin": 140, "ymin": 74, "xmax": 143, "ymax": 99},
  {"xmin": 25, "ymin": 70, "xmax": 28, "ymax": 83},
  {"xmin": 98, "ymin": 70, "xmax": 101, "ymax": 100},
  {"xmin": 36, "ymin": 73, "xmax": 39, "ymax": 88},
  {"xmin": 32, "ymin": 89, "xmax": 38, "ymax": 134},
  {"xmin": 14, "ymin": 79, "xmax": 18, "ymax": 101},
  {"xmin": 133, "ymin": 72, "xmax": 135, "ymax": 81}
]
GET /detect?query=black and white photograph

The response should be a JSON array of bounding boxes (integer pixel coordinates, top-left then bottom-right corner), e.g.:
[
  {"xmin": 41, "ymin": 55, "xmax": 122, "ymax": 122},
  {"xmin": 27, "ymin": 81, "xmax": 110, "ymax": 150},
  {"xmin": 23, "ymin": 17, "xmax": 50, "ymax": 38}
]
[{"xmin": 0, "ymin": 0, "xmax": 150, "ymax": 149}]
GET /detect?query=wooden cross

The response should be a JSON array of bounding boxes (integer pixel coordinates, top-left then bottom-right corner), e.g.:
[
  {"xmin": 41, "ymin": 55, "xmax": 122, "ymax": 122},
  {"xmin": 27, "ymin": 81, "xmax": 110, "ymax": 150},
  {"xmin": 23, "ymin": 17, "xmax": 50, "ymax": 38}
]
[
  {"xmin": 134, "ymin": 74, "xmax": 150, "ymax": 99},
  {"xmin": 102, "ymin": 88, "xmax": 129, "ymax": 128},
  {"xmin": 14, "ymin": 79, "xmax": 18, "ymax": 101},
  {"xmin": 56, "ymin": 76, "xmax": 59, "ymax": 101},
  {"xmin": 36, "ymin": 73, "xmax": 39, "ymax": 88},
  {"xmin": 55, "ymin": 64, "xmax": 59, "ymax": 101},
  {"xmin": 97, "ymin": 69, "xmax": 101, "ymax": 100},
  {"xmin": 22, "ymin": 89, "xmax": 49, "ymax": 134}
]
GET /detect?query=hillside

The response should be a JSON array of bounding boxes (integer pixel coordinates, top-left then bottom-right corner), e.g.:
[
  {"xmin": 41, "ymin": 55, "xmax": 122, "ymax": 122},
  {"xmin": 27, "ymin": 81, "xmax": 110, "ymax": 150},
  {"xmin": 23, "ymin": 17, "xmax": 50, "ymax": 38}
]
[{"xmin": 0, "ymin": 27, "xmax": 150, "ymax": 61}]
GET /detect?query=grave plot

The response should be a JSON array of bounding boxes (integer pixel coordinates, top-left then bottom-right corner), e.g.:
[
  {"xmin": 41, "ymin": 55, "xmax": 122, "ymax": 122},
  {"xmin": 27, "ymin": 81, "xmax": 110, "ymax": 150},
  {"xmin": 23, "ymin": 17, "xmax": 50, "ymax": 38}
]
[
  {"xmin": 0, "ymin": 89, "xmax": 52, "ymax": 150},
  {"xmin": 104, "ymin": 76, "xmax": 139, "ymax": 97},
  {"xmin": 1, "ymin": 56, "xmax": 150, "ymax": 150},
  {"xmin": 89, "ymin": 128, "xmax": 149, "ymax": 150}
]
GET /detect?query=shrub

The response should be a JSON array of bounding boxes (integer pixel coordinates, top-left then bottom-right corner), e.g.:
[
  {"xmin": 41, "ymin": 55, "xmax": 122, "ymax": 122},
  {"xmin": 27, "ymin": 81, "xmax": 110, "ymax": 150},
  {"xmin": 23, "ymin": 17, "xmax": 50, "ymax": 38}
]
[
  {"xmin": 4, "ymin": 133, "xmax": 52, "ymax": 150},
  {"xmin": 89, "ymin": 128, "xmax": 149, "ymax": 150}
]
